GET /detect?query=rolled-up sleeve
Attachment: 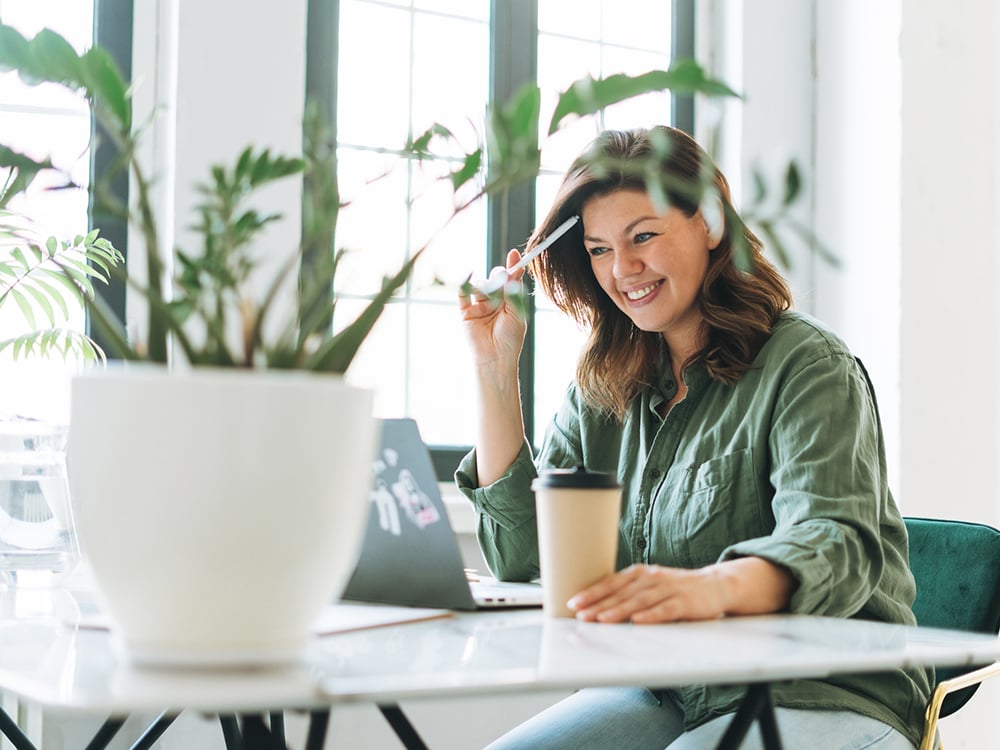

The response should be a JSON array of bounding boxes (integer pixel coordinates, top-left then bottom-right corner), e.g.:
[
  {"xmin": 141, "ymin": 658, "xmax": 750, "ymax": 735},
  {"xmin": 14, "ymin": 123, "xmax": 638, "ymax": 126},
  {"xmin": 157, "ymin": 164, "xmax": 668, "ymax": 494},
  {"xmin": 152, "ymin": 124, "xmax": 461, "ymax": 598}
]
[
  {"xmin": 719, "ymin": 354, "xmax": 887, "ymax": 616},
  {"xmin": 455, "ymin": 441, "xmax": 541, "ymax": 581}
]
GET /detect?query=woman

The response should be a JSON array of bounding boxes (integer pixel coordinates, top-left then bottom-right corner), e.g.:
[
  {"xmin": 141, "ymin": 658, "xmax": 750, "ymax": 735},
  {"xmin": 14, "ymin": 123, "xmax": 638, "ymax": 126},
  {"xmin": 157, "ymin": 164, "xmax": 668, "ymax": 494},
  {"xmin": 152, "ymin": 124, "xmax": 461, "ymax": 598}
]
[{"xmin": 456, "ymin": 126, "xmax": 930, "ymax": 749}]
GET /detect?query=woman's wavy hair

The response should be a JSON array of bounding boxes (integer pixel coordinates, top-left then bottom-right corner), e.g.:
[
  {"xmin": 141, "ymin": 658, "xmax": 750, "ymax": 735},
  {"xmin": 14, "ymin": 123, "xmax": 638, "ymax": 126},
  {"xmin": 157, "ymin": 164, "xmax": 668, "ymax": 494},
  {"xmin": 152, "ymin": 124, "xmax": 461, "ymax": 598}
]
[{"xmin": 528, "ymin": 126, "xmax": 792, "ymax": 420}]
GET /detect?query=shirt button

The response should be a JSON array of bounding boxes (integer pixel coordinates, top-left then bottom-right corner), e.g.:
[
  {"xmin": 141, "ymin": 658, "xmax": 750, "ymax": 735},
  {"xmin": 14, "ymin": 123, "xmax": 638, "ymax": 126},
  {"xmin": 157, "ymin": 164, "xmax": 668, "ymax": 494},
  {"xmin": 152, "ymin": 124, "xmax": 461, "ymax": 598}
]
[
  {"xmin": 638, "ymin": 539, "xmax": 648, "ymax": 550},
  {"xmin": 649, "ymin": 468, "xmax": 661, "ymax": 479}
]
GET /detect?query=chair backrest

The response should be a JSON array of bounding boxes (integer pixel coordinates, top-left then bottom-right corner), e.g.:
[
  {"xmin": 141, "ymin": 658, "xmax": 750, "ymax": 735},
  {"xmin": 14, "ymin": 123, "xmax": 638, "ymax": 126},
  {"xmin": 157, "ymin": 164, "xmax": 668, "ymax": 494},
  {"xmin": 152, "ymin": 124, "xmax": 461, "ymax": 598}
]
[{"xmin": 904, "ymin": 516, "xmax": 1000, "ymax": 717}]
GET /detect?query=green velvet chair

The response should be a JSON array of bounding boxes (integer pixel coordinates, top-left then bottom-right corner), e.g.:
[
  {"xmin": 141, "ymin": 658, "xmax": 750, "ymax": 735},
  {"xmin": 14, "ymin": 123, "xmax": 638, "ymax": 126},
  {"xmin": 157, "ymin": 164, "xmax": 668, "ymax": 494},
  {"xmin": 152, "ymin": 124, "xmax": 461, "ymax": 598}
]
[{"xmin": 904, "ymin": 517, "xmax": 1000, "ymax": 750}]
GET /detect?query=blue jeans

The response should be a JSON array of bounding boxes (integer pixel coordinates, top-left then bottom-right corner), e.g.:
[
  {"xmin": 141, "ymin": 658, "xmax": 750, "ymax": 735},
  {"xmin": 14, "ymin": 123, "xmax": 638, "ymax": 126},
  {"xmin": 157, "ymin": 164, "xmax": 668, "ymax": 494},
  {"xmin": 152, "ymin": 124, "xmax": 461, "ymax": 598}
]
[{"xmin": 484, "ymin": 687, "xmax": 918, "ymax": 750}]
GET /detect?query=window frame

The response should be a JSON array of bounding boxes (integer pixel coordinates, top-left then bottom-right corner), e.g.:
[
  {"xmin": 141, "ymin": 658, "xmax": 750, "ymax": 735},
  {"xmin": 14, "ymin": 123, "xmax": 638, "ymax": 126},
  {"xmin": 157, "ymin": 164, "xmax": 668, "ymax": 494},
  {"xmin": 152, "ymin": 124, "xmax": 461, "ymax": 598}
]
[
  {"xmin": 89, "ymin": 0, "xmax": 695, "ymax": 481},
  {"xmin": 308, "ymin": 0, "xmax": 696, "ymax": 480},
  {"xmin": 89, "ymin": 0, "xmax": 133, "ymax": 351}
]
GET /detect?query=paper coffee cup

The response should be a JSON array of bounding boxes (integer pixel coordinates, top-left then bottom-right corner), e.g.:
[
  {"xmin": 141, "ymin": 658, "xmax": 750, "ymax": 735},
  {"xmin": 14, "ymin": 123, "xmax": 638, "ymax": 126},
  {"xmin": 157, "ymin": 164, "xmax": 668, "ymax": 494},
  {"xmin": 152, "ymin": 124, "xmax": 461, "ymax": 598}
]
[{"xmin": 532, "ymin": 467, "xmax": 621, "ymax": 618}]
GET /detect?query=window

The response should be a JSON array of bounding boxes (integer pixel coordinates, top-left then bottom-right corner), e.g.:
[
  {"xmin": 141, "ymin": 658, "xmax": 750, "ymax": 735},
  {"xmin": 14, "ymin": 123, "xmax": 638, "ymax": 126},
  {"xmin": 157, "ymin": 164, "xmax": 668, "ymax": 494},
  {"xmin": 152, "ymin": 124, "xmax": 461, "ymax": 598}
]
[
  {"xmin": 0, "ymin": 0, "xmax": 95, "ymax": 422},
  {"xmin": 331, "ymin": 0, "xmax": 688, "ymax": 477}
]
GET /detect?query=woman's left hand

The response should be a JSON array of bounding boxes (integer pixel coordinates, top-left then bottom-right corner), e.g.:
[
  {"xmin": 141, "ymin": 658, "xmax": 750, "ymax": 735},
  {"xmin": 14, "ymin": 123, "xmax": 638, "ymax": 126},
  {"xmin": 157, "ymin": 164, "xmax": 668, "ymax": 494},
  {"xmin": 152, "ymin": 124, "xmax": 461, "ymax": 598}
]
[{"xmin": 567, "ymin": 557, "xmax": 795, "ymax": 624}]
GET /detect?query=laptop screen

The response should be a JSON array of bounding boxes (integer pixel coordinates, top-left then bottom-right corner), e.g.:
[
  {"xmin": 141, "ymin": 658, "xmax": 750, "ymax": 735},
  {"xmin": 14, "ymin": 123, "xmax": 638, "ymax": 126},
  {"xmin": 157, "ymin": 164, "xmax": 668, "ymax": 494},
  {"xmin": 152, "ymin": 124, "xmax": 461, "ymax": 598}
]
[{"xmin": 341, "ymin": 419, "xmax": 478, "ymax": 610}]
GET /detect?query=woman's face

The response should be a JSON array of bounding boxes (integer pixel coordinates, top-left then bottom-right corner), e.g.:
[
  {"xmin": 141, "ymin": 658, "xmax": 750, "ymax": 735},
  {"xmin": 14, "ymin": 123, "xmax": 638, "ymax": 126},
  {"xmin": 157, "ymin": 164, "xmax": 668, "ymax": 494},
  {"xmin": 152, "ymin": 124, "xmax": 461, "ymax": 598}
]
[{"xmin": 581, "ymin": 188, "xmax": 720, "ymax": 343}]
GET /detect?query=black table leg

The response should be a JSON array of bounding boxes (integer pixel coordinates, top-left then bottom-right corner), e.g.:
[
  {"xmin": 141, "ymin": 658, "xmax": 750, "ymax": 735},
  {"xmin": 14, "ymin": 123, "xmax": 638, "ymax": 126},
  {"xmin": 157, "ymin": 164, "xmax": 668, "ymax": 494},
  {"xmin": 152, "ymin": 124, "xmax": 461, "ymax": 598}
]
[
  {"xmin": 304, "ymin": 709, "xmax": 330, "ymax": 750},
  {"xmin": 84, "ymin": 717, "xmax": 127, "ymax": 750},
  {"xmin": 241, "ymin": 714, "xmax": 286, "ymax": 749},
  {"xmin": 0, "ymin": 707, "xmax": 37, "ymax": 750},
  {"xmin": 755, "ymin": 690, "xmax": 782, "ymax": 750},
  {"xmin": 715, "ymin": 683, "xmax": 783, "ymax": 750},
  {"xmin": 377, "ymin": 704, "xmax": 429, "ymax": 750},
  {"xmin": 220, "ymin": 715, "xmax": 244, "ymax": 750},
  {"xmin": 130, "ymin": 711, "xmax": 177, "ymax": 750},
  {"xmin": 269, "ymin": 711, "xmax": 285, "ymax": 747}
]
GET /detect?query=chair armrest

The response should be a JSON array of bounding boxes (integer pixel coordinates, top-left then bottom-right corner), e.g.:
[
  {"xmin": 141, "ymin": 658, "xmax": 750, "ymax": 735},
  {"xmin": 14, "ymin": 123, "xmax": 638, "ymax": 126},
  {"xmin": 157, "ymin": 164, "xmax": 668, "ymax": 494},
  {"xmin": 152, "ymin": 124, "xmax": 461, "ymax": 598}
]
[{"xmin": 919, "ymin": 661, "xmax": 1000, "ymax": 750}]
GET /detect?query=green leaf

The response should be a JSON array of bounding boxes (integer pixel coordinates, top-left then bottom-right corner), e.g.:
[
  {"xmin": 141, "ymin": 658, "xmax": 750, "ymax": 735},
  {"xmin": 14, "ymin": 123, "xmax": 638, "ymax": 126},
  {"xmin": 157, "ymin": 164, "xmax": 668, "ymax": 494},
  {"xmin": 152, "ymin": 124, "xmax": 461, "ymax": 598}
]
[
  {"xmin": 9, "ymin": 246, "xmax": 30, "ymax": 271},
  {"xmin": 451, "ymin": 149, "xmax": 482, "ymax": 192},
  {"xmin": 54, "ymin": 259, "xmax": 96, "ymax": 297},
  {"xmin": 783, "ymin": 161, "xmax": 802, "ymax": 206},
  {"xmin": 22, "ymin": 283, "xmax": 55, "ymax": 326},
  {"xmin": 307, "ymin": 250, "xmax": 423, "ymax": 373},
  {"xmin": 549, "ymin": 61, "xmax": 740, "ymax": 135},
  {"xmin": 751, "ymin": 168, "xmax": 767, "ymax": 206},
  {"xmin": 782, "ymin": 218, "xmax": 841, "ymax": 268},
  {"xmin": 0, "ymin": 145, "xmax": 53, "ymax": 208},
  {"xmin": 492, "ymin": 83, "xmax": 540, "ymax": 159},
  {"xmin": 0, "ymin": 328, "xmax": 106, "ymax": 362},
  {"xmin": 9, "ymin": 287, "xmax": 36, "ymax": 328},
  {"xmin": 37, "ymin": 266, "xmax": 85, "ymax": 299},
  {"xmin": 235, "ymin": 147, "xmax": 254, "ymax": 182},
  {"xmin": 0, "ymin": 25, "xmax": 30, "ymax": 73},
  {"xmin": 57, "ymin": 253, "xmax": 105, "ymax": 281},
  {"xmin": 28, "ymin": 275, "xmax": 70, "ymax": 320},
  {"xmin": 729, "ymin": 231, "xmax": 753, "ymax": 273},
  {"xmin": 76, "ymin": 280, "xmax": 136, "ymax": 360},
  {"xmin": 756, "ymin": 221, "xmax": 793, "ymax": 271},
  {"xmin": 407, "ymin": 123, "xmax": 455, "ymax": 160},
  {"xmin": 80, "ymin": 45, "xmax": 131, "ymax": 130},
  {"xmin": 84, "ymin": 252, "xmax": 113, "ymax": 280},
  {"xmin": 0, "ymin": 146, "xmax": 53, "ymax": 178},
  {"xmin": 483, "ymin": 82, "xmax": 541, "ymax": 194},
  {"xmin": 211, "ymin": 165, "xmax": 226, "ymax": 191},
  {"xmin": 26, "ymin": 29, "xmax": 83, "ymax": 88},
  {"xmin": 22, "ymin": 29, "xmax": 83, "ymax": 89}
]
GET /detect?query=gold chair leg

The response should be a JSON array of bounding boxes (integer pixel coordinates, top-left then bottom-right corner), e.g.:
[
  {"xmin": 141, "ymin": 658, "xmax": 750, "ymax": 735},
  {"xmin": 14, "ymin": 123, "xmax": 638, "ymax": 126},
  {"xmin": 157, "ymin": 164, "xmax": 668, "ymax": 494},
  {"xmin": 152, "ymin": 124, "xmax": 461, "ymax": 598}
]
[{"xmin": 919, "ymin": 662, "xmax": 1000, "ymax": 750}]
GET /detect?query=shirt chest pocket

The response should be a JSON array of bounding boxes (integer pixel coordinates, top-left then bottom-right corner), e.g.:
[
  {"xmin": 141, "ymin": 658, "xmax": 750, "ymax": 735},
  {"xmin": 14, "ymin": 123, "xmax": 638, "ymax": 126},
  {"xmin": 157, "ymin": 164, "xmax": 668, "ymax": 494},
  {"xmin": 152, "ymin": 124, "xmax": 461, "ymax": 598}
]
[{"xmin": 651, "ymin": 448, "xmax": 765, "ymax": 568}]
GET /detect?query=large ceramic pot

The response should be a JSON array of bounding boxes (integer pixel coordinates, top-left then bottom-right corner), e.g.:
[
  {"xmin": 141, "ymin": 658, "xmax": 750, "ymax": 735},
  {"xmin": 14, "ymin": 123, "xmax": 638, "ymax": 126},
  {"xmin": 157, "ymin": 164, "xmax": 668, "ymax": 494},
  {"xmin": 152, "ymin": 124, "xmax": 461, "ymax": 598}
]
[{"xmin": 67, "ymin": 366, "xmax": 375, "ymax": 667}]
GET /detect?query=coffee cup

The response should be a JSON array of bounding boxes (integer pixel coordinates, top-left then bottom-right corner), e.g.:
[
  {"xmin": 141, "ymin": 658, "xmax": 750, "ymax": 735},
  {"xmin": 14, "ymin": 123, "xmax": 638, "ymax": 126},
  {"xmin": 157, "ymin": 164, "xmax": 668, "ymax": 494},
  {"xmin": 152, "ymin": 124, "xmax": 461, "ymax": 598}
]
[{"xmin": 532, "ymin": 466, "xmax": 621, "ymax": 618}]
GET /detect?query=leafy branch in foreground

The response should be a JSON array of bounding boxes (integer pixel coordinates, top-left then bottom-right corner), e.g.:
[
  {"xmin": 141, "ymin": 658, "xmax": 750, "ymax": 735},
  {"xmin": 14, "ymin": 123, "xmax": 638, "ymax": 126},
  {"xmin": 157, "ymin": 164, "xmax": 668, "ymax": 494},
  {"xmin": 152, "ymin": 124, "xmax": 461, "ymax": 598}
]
[
  {"xmin": 2, "ymin": 20, "xmax": 819, "ymax": 372},
  {"xmin": 0, "ymin": 218, "xmax": 123, "ymax": 361},
  {"xmin": 407, "ymin": 64, "xmax": 827, "ymax": 282}
]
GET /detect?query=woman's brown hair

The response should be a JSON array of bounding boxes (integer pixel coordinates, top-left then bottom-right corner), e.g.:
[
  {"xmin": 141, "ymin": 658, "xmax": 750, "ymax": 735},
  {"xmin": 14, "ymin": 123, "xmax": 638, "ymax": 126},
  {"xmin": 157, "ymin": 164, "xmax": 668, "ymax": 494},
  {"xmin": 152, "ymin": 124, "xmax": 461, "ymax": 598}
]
[{"xmin": 528, "ymin": 126, "xmax": 792, "ymax": 420}]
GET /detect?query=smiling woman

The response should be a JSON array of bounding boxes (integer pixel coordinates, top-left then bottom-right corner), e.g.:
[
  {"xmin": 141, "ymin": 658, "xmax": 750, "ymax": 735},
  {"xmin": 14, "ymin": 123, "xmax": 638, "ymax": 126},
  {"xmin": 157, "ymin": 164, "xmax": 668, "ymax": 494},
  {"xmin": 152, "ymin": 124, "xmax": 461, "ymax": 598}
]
[{"xmin": 455, "ymin": 124, "xmax": 930, "ymax": 750}]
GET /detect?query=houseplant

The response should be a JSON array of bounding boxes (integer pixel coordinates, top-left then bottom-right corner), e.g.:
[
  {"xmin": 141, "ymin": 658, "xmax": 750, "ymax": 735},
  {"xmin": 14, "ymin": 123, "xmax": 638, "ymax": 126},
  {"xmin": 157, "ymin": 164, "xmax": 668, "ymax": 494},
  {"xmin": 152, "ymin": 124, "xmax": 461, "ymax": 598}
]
[{"xmin": 1, "ymin": 22, "xmax": 796, "ymax": 664}]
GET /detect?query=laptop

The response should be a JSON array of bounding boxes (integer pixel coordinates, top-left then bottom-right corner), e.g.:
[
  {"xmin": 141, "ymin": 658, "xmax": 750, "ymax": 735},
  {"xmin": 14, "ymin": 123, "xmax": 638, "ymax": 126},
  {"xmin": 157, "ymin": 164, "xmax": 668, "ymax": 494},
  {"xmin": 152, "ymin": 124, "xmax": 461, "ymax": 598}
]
[{"xmin": 341, "ymin": 418, "xmax": 543, "ymax": 611}]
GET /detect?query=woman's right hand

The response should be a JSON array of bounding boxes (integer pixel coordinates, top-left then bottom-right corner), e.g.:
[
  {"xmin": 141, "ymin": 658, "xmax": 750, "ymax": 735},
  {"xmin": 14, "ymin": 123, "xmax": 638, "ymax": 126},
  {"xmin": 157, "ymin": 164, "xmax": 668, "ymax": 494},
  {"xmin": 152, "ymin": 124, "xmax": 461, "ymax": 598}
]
[{"xmin": 458, "ymin": 248, "xmax": 528, "ymax": 368}]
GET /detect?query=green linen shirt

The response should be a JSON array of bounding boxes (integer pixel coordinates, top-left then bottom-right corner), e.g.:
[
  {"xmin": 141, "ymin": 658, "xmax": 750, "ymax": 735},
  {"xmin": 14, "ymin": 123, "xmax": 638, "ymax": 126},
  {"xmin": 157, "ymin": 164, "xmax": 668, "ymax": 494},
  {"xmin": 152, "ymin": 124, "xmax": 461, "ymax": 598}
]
[{"xmin": 456, "ymin": 311, "xmax": 931, "ymax": 746}]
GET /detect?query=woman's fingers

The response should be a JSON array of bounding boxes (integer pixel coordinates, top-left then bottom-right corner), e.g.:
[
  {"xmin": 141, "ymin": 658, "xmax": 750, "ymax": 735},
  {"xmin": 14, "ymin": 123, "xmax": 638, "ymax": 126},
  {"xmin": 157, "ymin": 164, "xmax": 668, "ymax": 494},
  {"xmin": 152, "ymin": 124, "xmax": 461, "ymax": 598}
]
[
  {"xmin": 505, "ymin": 248, "xmax": 524, "ymax": 281},
  {"xmin": 458, "ymin": 248, "xmax": 525, "ymax": 318},
  {"xmin": 569, "ymin": 565, "xmax": 727, "ymax": 624}
]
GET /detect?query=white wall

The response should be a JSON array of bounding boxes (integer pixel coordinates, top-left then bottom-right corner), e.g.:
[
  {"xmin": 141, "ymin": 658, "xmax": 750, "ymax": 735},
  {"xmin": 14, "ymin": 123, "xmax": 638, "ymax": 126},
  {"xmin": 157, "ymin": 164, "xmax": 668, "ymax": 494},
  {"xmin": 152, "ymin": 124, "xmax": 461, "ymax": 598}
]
[
  {"xmin": 900, "ymin": 1, "xmax": 1000, "ymax": 526},
  {"xmin": 729, "ymin": 0, "xmax": 904, "ymax": 490},
  {"xmin": 899, "ymin": 1, "xmax": 1000, "ymax": 744},
  {"xmin": 128, "ymin": 0, "xmax": 307, "ymax": 357}
]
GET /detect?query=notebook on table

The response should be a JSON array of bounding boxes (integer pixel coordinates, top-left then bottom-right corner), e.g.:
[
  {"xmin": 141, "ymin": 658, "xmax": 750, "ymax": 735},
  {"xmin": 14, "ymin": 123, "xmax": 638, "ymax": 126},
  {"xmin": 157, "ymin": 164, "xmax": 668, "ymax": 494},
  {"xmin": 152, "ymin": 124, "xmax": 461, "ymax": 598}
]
[{"xmin": 341, "ymin": 418, "xmax": 543, "ymax": 611}]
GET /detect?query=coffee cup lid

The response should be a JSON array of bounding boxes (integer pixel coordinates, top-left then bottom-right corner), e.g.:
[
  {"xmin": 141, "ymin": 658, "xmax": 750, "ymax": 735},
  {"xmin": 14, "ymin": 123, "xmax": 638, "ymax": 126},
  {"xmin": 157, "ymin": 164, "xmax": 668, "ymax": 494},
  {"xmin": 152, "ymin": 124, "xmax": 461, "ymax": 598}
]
[{"xmin": 531, "ymin": 465, "xmax": 620, "ymax": 489}]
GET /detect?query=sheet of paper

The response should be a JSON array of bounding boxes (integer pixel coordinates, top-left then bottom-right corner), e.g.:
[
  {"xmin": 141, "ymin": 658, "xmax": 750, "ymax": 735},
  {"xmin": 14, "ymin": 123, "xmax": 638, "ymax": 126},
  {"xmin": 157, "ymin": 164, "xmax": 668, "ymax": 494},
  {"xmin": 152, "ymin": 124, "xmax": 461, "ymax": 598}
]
[
  {"xmin": 314, "ymin": 602, "xmax": 452, "ymax": 635},
  {"xmin": 69, "ymin": 602, "xmax": 452, "ymax": 635}
]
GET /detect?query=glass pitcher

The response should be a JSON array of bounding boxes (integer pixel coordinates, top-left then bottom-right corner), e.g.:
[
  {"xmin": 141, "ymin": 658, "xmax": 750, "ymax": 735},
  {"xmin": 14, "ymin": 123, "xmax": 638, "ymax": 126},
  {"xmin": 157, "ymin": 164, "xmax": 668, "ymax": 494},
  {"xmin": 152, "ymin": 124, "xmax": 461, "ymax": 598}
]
[{"xmin": 0, "ymin": 417, "xmax": 80, "ymax": 586}]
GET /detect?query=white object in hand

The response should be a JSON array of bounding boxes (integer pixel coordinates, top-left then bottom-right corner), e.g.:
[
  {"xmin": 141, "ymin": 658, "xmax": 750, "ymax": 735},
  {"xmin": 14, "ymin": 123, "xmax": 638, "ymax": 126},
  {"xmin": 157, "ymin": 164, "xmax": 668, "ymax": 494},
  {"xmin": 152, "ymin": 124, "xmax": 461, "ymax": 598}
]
[{"xmin": 476, "ymin": 214, "xmax": 580, "ymax": 294}]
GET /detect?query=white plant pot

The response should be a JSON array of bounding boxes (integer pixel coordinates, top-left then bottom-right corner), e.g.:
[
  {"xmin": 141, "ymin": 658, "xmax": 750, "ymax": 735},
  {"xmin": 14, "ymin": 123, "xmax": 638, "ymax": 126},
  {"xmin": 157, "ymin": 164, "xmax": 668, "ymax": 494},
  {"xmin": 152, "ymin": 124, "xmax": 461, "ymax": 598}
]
[{"xmin": 67, "ymin": 366, "xmax": 375, "ymax": 667}]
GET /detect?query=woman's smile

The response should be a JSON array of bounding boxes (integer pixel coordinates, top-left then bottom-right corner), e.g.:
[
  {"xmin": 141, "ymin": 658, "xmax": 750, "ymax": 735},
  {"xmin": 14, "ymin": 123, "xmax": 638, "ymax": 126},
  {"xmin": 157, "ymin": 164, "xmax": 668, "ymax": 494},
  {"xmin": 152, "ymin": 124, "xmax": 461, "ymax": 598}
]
[
  {"xmin": 623, "ymin": 279, "xmax": 665, "ymax": 304},
  {"xmin": 582, "ymin": 189, "xmax": 717, "ymax": 346}
]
